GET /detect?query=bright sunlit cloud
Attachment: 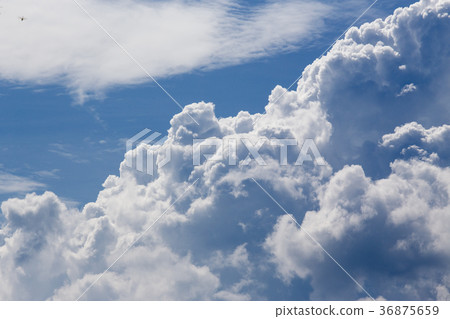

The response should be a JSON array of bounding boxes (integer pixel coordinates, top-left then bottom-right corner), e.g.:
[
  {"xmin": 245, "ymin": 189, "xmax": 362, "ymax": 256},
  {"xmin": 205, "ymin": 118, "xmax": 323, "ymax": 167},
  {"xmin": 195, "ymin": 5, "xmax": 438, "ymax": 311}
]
[{"xmin": 0, "ymin": 0, "xmax": 332, "ymax": 101}]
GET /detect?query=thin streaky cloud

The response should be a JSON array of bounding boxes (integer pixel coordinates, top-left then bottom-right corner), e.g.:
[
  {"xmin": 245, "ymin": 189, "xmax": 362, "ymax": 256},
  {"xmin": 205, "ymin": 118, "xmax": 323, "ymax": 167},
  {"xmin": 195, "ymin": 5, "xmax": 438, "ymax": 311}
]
[
  {"xmin": 0, "ymin": 0, "xmax": 334, "ymax": 100},
  {"xmin": 0, "ymin": 172, "xmax": 45, "ymax": 194},
  {"xmin": 71, "ymin": 0, "xmax": 200, "ymax": 125}
]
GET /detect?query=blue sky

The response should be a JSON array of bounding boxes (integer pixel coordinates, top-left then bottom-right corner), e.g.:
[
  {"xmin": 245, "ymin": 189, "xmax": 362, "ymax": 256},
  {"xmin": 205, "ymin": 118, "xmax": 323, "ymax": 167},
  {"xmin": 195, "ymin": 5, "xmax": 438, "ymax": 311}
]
[
  {"xmin": 0, "ymin": 0, "xmax": 417, "ymax": 205},
  {"xmin": 1, "ymin": 0, "xmax": 449, "ymax": 301}
]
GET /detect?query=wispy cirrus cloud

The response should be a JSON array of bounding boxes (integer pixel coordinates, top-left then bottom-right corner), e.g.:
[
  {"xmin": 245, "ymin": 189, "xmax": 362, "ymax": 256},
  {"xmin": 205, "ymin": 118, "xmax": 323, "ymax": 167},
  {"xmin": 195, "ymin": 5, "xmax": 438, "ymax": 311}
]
[
  {"xmin": 0, "ymin": 0, "xmax": 334, "ymax": 101},
  {"xmin": 0, "ymin": 171, "xmax": 45, "ymax": 194},
  {"xmin": 48, "ymin": 143, "xmax": 88, "ymax": 164}
]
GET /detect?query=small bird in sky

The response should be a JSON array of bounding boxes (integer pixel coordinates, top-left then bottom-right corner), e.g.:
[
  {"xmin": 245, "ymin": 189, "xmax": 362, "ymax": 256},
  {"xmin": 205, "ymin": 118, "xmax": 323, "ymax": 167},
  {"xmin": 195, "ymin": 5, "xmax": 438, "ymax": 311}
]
[{"xmin": 19, "ymin": 16, "xmax": 26, "ymax": 21}]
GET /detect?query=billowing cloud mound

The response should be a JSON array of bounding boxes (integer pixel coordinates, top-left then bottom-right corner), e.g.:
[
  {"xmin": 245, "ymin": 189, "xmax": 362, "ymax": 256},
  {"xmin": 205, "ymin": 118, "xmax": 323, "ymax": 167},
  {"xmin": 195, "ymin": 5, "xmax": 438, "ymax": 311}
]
[
  {"xmin": 1, "ymin": 0, "xmax": 449, "ymax": 300},
  {"xmin": 0, "ymin": 0, "xmax": 331, "ymax": 100},
  {"xmin": 266, "ymin": 160, "xmax": 450, "ymax": 300},
  {"xmin": 381, "ymin": 122, "xmax": 450, "ymax": 165}
]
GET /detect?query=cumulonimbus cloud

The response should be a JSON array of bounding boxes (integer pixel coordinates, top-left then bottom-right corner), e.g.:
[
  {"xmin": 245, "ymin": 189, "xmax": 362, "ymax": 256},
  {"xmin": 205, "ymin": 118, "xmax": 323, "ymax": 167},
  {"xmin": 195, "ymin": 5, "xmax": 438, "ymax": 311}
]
[{"xmin": 0, "ymin": 0, "xmax": 449, "ymax": 300}]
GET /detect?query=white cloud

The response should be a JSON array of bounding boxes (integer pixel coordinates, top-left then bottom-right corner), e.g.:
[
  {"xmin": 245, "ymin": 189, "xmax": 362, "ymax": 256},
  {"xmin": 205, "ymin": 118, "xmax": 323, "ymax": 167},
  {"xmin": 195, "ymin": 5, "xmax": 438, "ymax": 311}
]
[
  {"xmin": 380, "ymin": 122, "xmax": 450, "ymax": 164},
  {"xmin": 397, "ymin": 83, "xmax": 417, "ymax": 96},
  {"xmin": 0, "ymin": 190, "xmax": 220, "ymax": 300},
  {"xmin": 53, "ymin": 246, "xmax": 220, "ymax": 300},
  {"xmin": 293, "ymin": 0, "xmax": 450, "ymax": 166},
  {"xmin": 0, "ymin": 0, "xmax": 332, "ymax": 100},
  {"xmin": 381, "ymin": 122, "xmax": 450, "ymax": 149},
  {"xmin": 0, "ymin": 171, "xmax": 45, "ymax": 194},
  {"xmin": 0, "ymin": 192, "xmax": 73, "ymax": 299},
  {"xmin": 0, "ymin": 0, "xmax": 449, "ymax": 301},
  {"xmin": 34, "ymin": 169, "xmax": 60, "ymax": 179},
  {"xmin": 261, "ymin": 0, "xmax": 450, "ymax": 300},
  {"xmin": 210, "ymin": 244, "xmax": 251, "ymax": 270},
  {"xmin": 265, "ymin": 158, "xmax": 450, "ymax": 300}
]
